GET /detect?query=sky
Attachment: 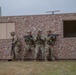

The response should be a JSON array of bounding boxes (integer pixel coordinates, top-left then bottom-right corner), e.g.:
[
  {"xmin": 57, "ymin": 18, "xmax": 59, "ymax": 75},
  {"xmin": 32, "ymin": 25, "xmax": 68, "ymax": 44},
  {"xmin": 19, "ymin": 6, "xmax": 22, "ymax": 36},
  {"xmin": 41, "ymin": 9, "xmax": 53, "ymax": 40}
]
[{"xmin": 0, "ymin": 0, "xmax": 76, "ymax": 16}]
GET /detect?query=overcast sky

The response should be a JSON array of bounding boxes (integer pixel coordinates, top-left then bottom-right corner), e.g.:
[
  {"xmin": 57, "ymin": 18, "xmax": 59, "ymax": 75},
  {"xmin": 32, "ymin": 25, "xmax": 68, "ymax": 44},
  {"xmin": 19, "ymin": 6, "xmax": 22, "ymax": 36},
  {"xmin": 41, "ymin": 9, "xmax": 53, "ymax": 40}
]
[{"xmin": 0, "ymin": 0, "xmax": 76, "ymax": 16}]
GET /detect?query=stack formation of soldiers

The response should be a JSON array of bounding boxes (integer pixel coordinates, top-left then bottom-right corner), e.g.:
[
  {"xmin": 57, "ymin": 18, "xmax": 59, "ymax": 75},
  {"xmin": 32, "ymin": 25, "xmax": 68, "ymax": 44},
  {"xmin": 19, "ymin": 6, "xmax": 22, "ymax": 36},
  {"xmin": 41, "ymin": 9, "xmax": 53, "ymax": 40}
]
[{"xmin": 10, "ymin": 30, "xmax": 58, "ymax": 61}]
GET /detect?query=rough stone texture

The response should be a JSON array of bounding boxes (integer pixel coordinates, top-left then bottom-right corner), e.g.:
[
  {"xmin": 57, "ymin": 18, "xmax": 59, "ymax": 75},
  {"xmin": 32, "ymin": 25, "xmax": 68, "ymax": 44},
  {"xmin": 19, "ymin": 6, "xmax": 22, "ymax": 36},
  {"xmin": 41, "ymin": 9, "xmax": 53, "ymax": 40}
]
[{"xmin": 0, "ymin": 13, "xmax": 76, "ymax": 59}]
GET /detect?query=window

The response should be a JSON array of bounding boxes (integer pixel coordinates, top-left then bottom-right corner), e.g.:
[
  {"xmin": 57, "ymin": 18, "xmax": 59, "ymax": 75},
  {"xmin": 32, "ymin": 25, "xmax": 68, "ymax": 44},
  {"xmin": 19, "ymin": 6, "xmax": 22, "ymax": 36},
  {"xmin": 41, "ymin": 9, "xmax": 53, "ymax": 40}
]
[
  {"xmin": 0, "ymin": 23, "xmax": 15, "ymax": 39},
  {"xmin": 63, "ymin": 20, "xmax": 76, "ymax": 37}
]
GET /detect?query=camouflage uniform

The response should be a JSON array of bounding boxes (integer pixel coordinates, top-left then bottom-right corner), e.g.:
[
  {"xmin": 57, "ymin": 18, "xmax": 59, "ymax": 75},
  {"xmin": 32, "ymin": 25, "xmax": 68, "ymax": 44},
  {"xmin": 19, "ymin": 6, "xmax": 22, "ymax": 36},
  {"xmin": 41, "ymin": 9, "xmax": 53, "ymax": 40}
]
[
  {"xmin": 11, "ymin": 32, "xmax": 20, "ymax": 60},
  {"xmin": 34, "ymin": 31, "xmax": 45, "ymax": 60},
  {"xmin": 45, "ymin": 33, "xmax": 55, "ymax": 61},
  {"xmin": 24, "ymin": 32, "xmax": 35, "ymax": 59}
]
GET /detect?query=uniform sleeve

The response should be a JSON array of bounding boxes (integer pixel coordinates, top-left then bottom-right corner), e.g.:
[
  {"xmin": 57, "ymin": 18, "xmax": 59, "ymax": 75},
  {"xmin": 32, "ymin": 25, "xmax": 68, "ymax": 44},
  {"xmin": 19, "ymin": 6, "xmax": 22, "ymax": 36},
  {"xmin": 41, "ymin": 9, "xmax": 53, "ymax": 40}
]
[
  {"xmin": 12, "ymin": 36, "xmax": 18, "ymax": 44},
  {"xmin": 34, "ymin": 35, "xmax": 37, "ymax": 41},
  {"xmin": 41, "ymin": 35, "xmax": 46, "ymax": 41}
]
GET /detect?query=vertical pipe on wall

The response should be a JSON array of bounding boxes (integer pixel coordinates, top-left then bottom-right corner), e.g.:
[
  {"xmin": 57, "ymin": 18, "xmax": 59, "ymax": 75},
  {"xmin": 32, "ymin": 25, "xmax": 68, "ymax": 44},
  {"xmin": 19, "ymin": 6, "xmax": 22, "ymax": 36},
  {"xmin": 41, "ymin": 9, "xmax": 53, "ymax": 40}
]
[{"xmin": 0, "ymin": 7, "xmax": 2, "ymax": 16}]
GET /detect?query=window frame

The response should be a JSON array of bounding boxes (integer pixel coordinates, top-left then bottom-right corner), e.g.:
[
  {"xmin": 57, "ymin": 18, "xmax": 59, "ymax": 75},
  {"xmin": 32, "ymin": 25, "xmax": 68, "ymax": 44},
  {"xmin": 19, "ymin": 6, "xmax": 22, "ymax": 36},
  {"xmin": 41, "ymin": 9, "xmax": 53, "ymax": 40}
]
[
  {"xmin": 63, "ymin": 20, "xmax": 76, "ymax": 38},
  {"xmin": 0, "ymin": 22, "xmax": 15, "ymax": 39}
]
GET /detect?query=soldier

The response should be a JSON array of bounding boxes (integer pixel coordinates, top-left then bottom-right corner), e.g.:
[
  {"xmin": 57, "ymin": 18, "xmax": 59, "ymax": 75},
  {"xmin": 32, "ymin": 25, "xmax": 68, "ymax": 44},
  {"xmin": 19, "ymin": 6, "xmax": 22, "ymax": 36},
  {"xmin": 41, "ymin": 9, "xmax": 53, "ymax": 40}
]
[
  {"xmin": 45, "ymin": 30, "xmax": 55, "ymax": 61},
  {"xmin": 34, "ymin": 30, "xmax": 45, "ymax": 61},
  {"xmin": 24, "ymin": 31, "xmax": 35, "ymax": 59},
  {"xmin": 10, "ymin": 32, "xmax": 21, "ymax": 61}
]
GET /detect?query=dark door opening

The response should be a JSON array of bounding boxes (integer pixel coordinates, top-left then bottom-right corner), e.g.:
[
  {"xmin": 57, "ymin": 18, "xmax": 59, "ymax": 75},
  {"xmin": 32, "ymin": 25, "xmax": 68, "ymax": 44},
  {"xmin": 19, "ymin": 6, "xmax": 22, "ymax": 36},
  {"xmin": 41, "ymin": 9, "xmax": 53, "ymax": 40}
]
[{"xmin": 63, "ymin": 20, "xmax": 76, "ymax": 37}]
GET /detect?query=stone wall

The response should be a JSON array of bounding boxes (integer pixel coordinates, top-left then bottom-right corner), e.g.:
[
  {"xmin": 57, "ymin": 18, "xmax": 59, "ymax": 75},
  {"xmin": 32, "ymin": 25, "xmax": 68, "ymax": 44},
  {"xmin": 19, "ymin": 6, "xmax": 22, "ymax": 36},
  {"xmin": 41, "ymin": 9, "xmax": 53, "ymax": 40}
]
[{"xmin": 0, "ymin": 13, "xmax": 76, "ymax": 59}]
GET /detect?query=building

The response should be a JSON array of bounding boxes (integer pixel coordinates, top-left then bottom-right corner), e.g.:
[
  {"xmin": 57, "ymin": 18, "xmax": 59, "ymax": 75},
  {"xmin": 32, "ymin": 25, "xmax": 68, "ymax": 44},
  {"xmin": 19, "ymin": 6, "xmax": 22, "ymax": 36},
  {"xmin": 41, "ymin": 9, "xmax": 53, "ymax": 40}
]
[{"xmin": 0, "ymin": 13, "xmax": 76, "ymax": 60}]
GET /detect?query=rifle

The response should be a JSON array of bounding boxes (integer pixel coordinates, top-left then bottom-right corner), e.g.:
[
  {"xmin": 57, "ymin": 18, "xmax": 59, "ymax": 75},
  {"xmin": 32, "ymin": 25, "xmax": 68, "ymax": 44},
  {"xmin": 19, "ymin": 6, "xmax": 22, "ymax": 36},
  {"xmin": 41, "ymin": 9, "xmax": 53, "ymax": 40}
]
[
  {"xmin": 24, "ymin": 35, "xmax": 33, "ymax": 41},
  {"xmin": 24, "ymin": 35, "xmax": 35, "ymax": 45},
  {"xmin": 48, "ymin": 34, "xmax": 59, "ymax": 45},
  {"xmin": 50, "ymin": 34, "xmax": 59, "ymax": 41}
]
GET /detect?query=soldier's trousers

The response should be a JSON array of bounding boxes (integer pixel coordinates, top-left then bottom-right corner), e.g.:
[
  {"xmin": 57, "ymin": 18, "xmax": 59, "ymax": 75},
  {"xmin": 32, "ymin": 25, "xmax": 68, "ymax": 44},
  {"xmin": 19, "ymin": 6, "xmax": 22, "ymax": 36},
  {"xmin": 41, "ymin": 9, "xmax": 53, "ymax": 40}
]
[
  {"xmin": 45, "ymin": 45, "xmax": 55, "ymax": 61},
  {"xmin": 34, "ymin": 44, "xmax": 45, "ymax": 59},
  {"xmin": 24, "ymin": 45, "xmax": 35, "ymax": 58},
  {"xmin": 12, "ymin": 46, "xmax": 20, "ymax": 60}
]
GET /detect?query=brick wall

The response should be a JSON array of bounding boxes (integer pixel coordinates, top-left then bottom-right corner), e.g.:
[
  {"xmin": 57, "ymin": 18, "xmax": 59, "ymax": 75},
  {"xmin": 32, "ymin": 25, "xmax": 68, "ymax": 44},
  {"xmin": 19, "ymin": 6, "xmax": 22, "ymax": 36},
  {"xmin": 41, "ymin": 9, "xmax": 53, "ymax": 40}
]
[{"xmin": 0, "ymin": 13, "xmax": 76, "ymax": 59}]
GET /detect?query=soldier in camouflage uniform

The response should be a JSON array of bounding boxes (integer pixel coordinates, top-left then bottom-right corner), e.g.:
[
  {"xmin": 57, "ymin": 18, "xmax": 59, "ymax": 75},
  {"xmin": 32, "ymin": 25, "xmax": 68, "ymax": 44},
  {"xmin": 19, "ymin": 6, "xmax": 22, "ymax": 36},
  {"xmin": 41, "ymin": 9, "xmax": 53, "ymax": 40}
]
[
  {"xmin": 10, "ymin": 32, "xmax": 21, "ymax": 61},
  {"xmin": 45, "ymin": 30, "xmax": 55, "ymax": 61},
  {"xmin": 34, "ymin": 30, "xmax": 45, "ymax": 60},
  {"xmin": 24, "ymin": 31, "xmax": 35, "ymax": 59}
]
